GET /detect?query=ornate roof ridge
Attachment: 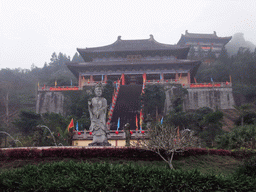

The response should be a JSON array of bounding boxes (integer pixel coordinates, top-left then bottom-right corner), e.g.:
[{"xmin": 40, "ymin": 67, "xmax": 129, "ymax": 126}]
[
  {"xmin": 77, "ymin": 35, "xmax": 188, "ymax": 53},
  {"xmin": 182, "ymin": 30, "xmax": 232, "ymax": 39}
]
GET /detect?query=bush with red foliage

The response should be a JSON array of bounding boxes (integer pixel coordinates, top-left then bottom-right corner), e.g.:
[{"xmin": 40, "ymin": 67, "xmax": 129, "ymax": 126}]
[{"xmin": 0, "ymin": 147, "xmax": 255, "ymax": 161}]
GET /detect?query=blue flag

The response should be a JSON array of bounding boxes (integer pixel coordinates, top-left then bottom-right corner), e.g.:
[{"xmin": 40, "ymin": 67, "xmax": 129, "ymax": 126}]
[
  {"xmin": 71, "ymin": 79, "xmax": 72, "ymax": 86},
  {"xmin": 161, "ymin": 117, "xmax": 164, "ymax": 125},
  {"xmin": 102, "ymin": 75, "xmax": 104, "ymax": 81},
  {"xmin": 211, "ymin": 77, "xmax": 213, "ymax": 83},
  {"xmin": 76, "ymin": 122, "xmax": 79, "ymax": 131},
  {"xmin": 117, "ymin": 117, "xmax": 120, "ymax": 131},
  {"xmin": 160, "ymin": 74, "xmax": 162, "ymax": 80}
]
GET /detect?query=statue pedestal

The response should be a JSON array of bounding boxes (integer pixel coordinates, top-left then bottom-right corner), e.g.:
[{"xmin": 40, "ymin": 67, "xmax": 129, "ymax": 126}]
[{"xmin": 88, "ymin": 141, "xmax": 111, "ymax": 146}]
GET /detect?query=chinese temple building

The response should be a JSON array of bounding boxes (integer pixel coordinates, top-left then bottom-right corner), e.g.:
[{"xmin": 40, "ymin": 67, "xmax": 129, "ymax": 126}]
[
  {"xmin": 67, "ymin": 35, "xmax": 201, "ymax": 87},
  {"xmin": 177, "ymin": 30, "xmax": 232, "ymax": 59}
]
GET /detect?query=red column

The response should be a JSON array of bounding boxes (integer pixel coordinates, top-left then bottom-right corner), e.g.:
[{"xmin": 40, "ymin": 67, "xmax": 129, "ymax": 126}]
[
  {"xmin": 122, "ymin": 73, "xmax": 125, "ymax": 85},
  {"xmin": 187, "ymin": 72, "xmax": 191, "ymax": 85},
  {"xmin": 79, "ymin": 74, "xmax": 81, "ymax": 88},
  {"xmin": 105, "ymin": 74, "xmax": 108, "ymax": 83},
  {"xmin": 175, "ymin": 73, "xmax": 178, "ymax": 81},
  {"xmin": 90, "ymin": 75, "xmax": 94, "ymax": 82}
]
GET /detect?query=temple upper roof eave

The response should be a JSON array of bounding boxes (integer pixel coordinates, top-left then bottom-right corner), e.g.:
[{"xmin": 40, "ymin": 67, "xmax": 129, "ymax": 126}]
[
  {"xmin": 66, "ymin": 59, "xmax": 201, "ymax": 67},
  {"xmin": 77, "ymin": 35, "xmax": 189, "ymax": 53}
]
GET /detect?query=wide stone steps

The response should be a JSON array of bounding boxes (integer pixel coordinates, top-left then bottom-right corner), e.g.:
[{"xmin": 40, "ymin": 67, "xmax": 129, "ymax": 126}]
[{"xmin": 110, "ymin": 85, "xmax": 142, "ymax": 130}]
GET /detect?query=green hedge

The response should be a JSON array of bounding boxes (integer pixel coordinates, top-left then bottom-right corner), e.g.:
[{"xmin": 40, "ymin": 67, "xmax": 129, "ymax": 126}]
[{"xmin": 1, "ymin": 161, "xmax": 256, "ymax": 191}]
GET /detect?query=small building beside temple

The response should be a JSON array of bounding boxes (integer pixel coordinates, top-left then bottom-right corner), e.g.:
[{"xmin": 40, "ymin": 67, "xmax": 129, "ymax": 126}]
[{"xmin": 177, "ymin": 30, "xmax": 232, "ymax": 59}]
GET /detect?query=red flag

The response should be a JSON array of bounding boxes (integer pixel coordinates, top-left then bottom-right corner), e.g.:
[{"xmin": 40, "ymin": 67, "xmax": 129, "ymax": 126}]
[
  {"xmin": 112, "ymin": 95, "xmax": 115, "ymax": 103},
  {"xmin": 136, "ymin": 114, "xmax": 138, "ymax": 130},
  {"xmin": 68, "ymin": 118, "xmax": 74, "ymax": 131}
]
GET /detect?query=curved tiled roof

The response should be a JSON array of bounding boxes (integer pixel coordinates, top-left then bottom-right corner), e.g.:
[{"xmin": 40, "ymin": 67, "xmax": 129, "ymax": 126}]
[
  {"xmin": 177, "ymin": 30, "xmax": 232, "ymax": 45},
  {"xmin": 77, "ymin": 35, "xmax": 188, "ymax": 53}
]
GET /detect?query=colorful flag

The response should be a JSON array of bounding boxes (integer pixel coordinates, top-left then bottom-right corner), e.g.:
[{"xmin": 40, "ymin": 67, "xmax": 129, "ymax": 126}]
[
  {"xmin": 211, "ymin": 77, "xmax": 214, "ymax": 83},
  {"xmin": 68, "ymin": 118, "xmax": 74, "ymax": 132},
  {"xmin": 55, "ymin": 80, "xmax": 57, "ymax": 86},
  {"xmin": 102, "ymin": 75, "xmax": 104, "ymax": 81},
  {"xmin": 112, "ymin": 95, "xmax": 115, "ymax": 103},
  {"xmin": 161, "ymin": 116, "xmax": 164, "ymax": 124},
  {"xmin": 117, "ymin": 117, "xmax": 120, "ymax": 131},
  {"xmin": 140, "ymin": 109, "xmax": 143, "ymax": 132},
  {"xmin": 76, "ymin": 121, "xmax": 79, "ymax": 131},
  {"xmin": 136, "ymin": 114, "xmax": 138, "ymax": 130},
  {"xmin": 160, "ymin": 73, "xmax": 162, "ymax": 80},
  {"xmin": 143, "ymin": 73, "xmax": 146, "ymax": 83}
]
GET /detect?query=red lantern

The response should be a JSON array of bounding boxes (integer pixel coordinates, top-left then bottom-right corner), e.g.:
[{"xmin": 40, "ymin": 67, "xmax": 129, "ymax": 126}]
[
  {"xmin": 110, "ymin": 114, "xmax": 112, "ymax": 116},
  {"xmin": 130, "ymin": 131, "xmax": 133, "ymax": 135},
  {"xmin": 183, "ymin": 84, "xmax": 185, "ymax": 86},
  {"xmin": 175, "ymin": 80, "xmax": 177, "ymax": 82},
  {"xmin": 157, "ymin": 80, "xmax": 159, "ymax": 83},
  {"xmin": 114, "ymin": 81, "xmax": 116, "ymax": 84},
  {"xmin": 58, "ymin": 133, "xmax": 60, "ymax": 137},
  {"xmin": 88, "ymin": 81, "xmax": 90, "ymax": 84},
  {"xmin": 166, "ymin": 80, "xmax": 168, "ymax": 82},
  {"xmin": 89, "ymin": 132, "xmax": 92, "ymax": 135},
  {"xmin": 115, "ymin": 131, "xmax": 119, "ymax": 135},
  {"xmin": 78, "ymin": 132, "xmax": 81, "ymax": 135},
  {"xmin": 148, "ymin": 80, "xmax": 150, "ymax": 82},
  {"xmin": 107, "ymin": 122, "xmax": 110, "ymax": 125},
  {"xmin": 105, "ymin": 81, "xmax": 107, "ymax": 84},
  {"xmin": 111, "ymin": 109, "xmax": 113, "ymax": 112},
  {"xmin": 141, "ymin": 130, "xmax": 145, "ymax": 134}
]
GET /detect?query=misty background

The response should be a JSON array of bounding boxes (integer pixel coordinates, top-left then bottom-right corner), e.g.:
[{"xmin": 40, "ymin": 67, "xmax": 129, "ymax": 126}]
[{"xmin": 1, "ymin": 0, "xmax": 256, "ymax": 69}]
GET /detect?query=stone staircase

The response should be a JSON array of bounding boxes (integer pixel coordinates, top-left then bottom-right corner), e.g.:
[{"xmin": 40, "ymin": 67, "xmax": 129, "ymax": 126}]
[{"xmin": 110, "ymin": 85, "xmax": 142, "ymax": 130}]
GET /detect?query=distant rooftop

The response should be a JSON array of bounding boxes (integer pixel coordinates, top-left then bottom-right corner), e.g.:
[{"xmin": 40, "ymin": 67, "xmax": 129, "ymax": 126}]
[{"xmin": 177, "ymin": 30, "xmax": 232, "ymax": 45}]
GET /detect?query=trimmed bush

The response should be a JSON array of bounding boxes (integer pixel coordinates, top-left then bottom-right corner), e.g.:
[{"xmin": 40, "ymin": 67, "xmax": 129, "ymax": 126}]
[
  {"xmin": 1, "ymin": 161, "xmax": 256, "ymax": 191},
  {"xmin": 0, "ymin": 147, "xmax": 255, "ymax": 161}
]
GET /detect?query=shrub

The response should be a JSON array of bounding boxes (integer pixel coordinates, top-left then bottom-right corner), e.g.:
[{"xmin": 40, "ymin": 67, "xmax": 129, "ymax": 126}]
[{"xmin": 1, "ymin": 161, "xmax": 256, "ymax": 191}]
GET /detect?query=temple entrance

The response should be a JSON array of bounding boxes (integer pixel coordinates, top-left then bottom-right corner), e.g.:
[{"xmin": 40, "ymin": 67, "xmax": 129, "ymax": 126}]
[{"xmin": 110, "ymin": 85, "xmax": 142, "ymax": 130}]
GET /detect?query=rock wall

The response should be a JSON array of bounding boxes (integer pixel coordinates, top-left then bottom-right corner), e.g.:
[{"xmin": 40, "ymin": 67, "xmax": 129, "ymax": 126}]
[
  {"xmin": 165, "ymin": 86, "xmax": 235, "ymax": 113},
  {"xmin": 36, "ymin": 87, "xmax": 235, "ymax": 116},
  {"xmin": 184, "ymin": 87, "xmax": 235, "ymax": 110},
  {"xmin": 36, "ymin": 91, "xmax": 65, "ymax": 115}
]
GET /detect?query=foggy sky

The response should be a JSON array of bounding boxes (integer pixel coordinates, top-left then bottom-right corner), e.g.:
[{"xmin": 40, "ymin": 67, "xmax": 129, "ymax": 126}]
[{"xmin": 1, "ymin": 0, "xmax": 256, "ymax": 69}]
